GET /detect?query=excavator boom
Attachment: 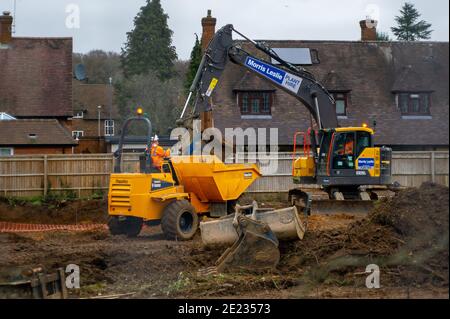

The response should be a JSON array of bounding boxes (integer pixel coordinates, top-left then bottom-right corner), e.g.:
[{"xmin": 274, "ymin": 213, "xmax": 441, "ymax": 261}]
[{"xmin": 186, "ymin": 24, "xmax": 338, "ymax": 129}]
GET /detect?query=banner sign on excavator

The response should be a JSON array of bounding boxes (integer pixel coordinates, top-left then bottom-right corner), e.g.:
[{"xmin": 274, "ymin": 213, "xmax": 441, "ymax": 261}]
[
  {"xmin": 244, "ymin": 57, "xmax": 302, "ymax": 94},
  {"xmin": 358, "ymin": 158, "xmax": 375, "ymax": 170}
]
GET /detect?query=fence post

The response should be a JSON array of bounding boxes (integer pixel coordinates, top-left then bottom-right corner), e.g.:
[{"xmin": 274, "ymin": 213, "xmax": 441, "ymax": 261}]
[
  {"xmin": 431, "ymin": 151, "xmax": 436, "ymax": 183},
  {"xmin": 43, "ymin": 155, "xmax": 48, "ymax": 196}
]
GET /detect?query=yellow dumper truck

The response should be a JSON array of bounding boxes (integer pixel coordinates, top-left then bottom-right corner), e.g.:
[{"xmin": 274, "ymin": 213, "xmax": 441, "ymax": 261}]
[{"xmin": 107, "ymin": 112, "xmax": 260, "ymax": 240}]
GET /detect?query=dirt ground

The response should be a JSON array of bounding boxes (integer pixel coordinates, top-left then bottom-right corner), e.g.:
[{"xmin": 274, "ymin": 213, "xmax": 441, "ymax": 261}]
[
  {"xmin": 0, "ymin": 198, "xmax": 107, "ymax": 225},
  {"xmin": 0, "ymin": 182, "xmax": 448, "ymax": 299}
]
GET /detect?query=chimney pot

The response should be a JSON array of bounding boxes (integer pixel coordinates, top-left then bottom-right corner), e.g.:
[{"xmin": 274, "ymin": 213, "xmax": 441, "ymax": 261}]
[
  {"xmin": 0, "ymin": 10, "xmax": 13, "ymax": 44},
  {"xmin": 359, "ymin": 19, "xmax": 378, "ymax": 41},
  {"xmin": 201, "ymin": 9, "xmax": 217, "ymax": 53}
]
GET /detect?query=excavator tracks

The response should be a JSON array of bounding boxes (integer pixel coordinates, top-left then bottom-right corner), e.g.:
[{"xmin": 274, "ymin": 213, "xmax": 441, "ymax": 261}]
[{"xmin": 289, "ymin": 186, "xmax": 397, "ymax": 215}]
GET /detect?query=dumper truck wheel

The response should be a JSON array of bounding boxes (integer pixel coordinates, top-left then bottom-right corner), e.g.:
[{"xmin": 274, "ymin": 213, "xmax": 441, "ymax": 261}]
[
  {"xmin": 123, "ymin": 216, "xmax": 143, "ymax": 238},
  {"xmin": 161, "ymin": 200, "xmax": 198, "ymax": 240},
  {"xmin": 108, "ymin": 216, "xmax": 143, "ymax": 238},
  {"xmin": 108, "ymin": 216, "xmax": 123, "ymax": 235}
]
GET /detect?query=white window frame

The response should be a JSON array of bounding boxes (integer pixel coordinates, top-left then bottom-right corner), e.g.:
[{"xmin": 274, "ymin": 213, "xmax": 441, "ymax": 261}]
[
  {"xmin": 73, "ymin": 111, "xmax": 84, "ymax": 119},
  {"xmin": 72, "ymin": 131, "xmax": 84, "ymax": 139},
  {"xmin": 0, "ymin": 147, "xmax": 14, "ymax": 156},
  {"xmin": 104, "ymin": 120, "xmax": 115, "ymax": 136}
]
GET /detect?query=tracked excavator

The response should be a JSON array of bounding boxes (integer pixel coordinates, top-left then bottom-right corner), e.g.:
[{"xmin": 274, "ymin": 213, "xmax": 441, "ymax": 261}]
[
  {"xmin": 181, "ymin": 24, "xmax": 394, "ymax": 216},
  {"xmin": 180, "ymin": 24, "xmax": 395, "ymax": 272}
]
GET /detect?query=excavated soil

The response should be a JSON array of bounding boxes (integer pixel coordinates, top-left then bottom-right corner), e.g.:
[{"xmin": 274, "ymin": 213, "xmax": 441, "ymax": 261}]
[
  {"xmin": 0, "ymin": 182, "xmax": 448, "ymax": 299},
  {"xmin": 178, "ymin": 182, "xmax": 449, "ymax": 297},
  {"xmin": 0, "ymin": 198, "xmax": 108, "ymax": 225}
]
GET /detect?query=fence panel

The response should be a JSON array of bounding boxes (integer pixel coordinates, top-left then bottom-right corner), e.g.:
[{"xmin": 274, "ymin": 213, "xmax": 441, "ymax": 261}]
[{"xmin": 0, "ymin": 151, "xmax": 448, "ymax": 197}]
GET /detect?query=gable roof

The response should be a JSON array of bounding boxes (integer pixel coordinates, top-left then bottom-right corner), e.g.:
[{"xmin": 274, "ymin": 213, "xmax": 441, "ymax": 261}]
[
  {"xmin": 213, "ymin": 40, "xmax": 449, "ymax": 147},
  {"xmin": 0, "ymin": 37, "xmax": 73, "ymax": 118},
  {"xmin": 73, "ymin": 82, "xmax": 120, "ymax": 120},
  {"xmin": 0, "ymin": 119, "xmax": 77, "ymax": 146}
]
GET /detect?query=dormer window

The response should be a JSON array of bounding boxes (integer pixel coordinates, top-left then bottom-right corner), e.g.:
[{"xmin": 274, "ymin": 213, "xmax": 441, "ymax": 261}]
[
  {"xmin": 396, "ymin": 92, "xmax": 431, "ymax": 115},
  {"xmin": 238, "ymin": 91, "xmax": 273, "ymax": 115}
]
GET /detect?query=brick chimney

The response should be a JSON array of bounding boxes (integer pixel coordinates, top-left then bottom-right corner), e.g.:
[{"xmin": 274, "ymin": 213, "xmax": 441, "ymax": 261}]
[
  {"xmin": 201, "ymin": 9, "xmax": 216, "ymax": 53},
  {"xmin": 0, "ymin": 11, "xmax": 13, "ymax": 44},
  {"xmin": 359, "ymin": 19, "xmax": 378, "ymax": 41}
]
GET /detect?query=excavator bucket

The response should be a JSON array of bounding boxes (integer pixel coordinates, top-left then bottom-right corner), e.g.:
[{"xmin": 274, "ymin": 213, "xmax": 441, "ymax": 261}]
[
  {"xmin": 215, "ymin": 214, "xmax": 280, "ymax": 273},
  {"xmin": 200, "ymin": 205, "xmax": 305, "ymax": 246},
  {"xmin": 200, "ymin": 202, "xmax": 305, "ymax": 273}
]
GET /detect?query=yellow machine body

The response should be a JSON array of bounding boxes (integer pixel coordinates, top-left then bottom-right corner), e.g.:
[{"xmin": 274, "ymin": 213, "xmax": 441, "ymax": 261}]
[
  {"xmin": 108, "ymin": 155, "xmax": 261, "ymax": 221},
  {"xmin": 293, "ymin": 156, "xmax": 315, "ymax": 181},
  {"xmin": 292, "ymin": 126, "xmax": 386, "ymax": 180},
  {"xmin": 355, "ymin": 147, "xmax": 381, "ymax": 177}
]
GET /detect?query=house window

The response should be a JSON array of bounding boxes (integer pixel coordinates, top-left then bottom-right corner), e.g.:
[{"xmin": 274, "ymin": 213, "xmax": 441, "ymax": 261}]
[
  {"xmin": 73, "ymin": 111, "xmax": 84, "ymax": 119},
  {"xmin": 105, "ymin": 120, "xmax": 115, "ymax": 136},
  {"xmin": 72, "ymin": 131, "xmax": 84, "ymax": 139},
  {"xmin": 397, "ymin": 92, "xmax": 431, "ymax": 115},
  {"xmin": 238, "ymin": 92, "xmax": 273, "ymax": 115},
  {"xmin": 330, "ymin": 92, "xmax": 348, "ymax": 116},
  {"xmin": 0, "ymin": 148, "xmax": 13, "ymax": 157}
]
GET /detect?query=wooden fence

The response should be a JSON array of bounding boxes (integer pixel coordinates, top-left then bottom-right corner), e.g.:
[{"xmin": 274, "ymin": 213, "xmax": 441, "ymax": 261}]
[
  {"xmin": 244, "ymin": 151, "xmax": 449, "ymax": 193},
  {"xmin": 0, "ymin": 151, "xmax": 448, "ymax": 198}
]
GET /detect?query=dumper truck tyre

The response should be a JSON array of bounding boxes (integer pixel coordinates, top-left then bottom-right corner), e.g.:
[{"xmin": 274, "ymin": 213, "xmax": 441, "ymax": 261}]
[
  {"xmin": 161, "ymin": 200, "xmax": 198, "ymax": 240},
  {"xmin": 123, "ymin": 216, "xmax": 143, "ymax": 238},
  {"xmin": 108, "ymin": 216, "xmax": 142, "ymax": 237},
  {"xmin": 108, "ymin": 216, "xmax": 123, "ymax": 235}
]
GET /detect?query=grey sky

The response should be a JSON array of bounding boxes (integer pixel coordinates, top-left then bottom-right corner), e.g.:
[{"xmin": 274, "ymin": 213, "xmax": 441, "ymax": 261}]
[{"xmin": 3, "ymin": 0, "xmax": 449, "ymax": 60}]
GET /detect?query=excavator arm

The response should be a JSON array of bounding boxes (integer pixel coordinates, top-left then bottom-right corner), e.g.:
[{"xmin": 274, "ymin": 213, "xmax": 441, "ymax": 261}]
[
  {"xmin": 186, "ymin": 25, "xmax": 325, "ymax": 273},
  {"xmin": 183, "ymin": 24, "xmax": 338, "ymax": 130}
]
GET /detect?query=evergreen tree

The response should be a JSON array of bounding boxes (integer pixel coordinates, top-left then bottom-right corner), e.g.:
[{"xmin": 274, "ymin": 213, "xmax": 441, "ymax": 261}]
[
  {"xmin": 121, "ymin": 0, "xmax": 177, "ymax": 80},
  {"xmin": 376, "ymin": 31, "xmax": 391, "ymax": 41},
  {"xmin": 391, "ymin": 2, "xmax": 433, "ymax": 41},
  {"xmin": 184, "ymin": 34, "xmax": 202, "ymax": 93}
]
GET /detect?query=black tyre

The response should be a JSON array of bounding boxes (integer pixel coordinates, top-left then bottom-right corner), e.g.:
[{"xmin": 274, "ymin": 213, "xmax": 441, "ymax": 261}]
[
  {"xmin": 108, "ymin": 216, "xmax": 143, "ymax": 238},
  {"xmin": 161, "ymin": 200, "xmax": 198, "ymax": 240},
  {"xmin": 107, "ymin": 216, "xmax": 123, "ymax": 235}
]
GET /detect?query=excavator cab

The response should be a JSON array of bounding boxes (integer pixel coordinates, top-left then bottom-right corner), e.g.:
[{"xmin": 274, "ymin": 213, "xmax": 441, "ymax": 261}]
[
  {"xmin": 315, "ymin": 128, "xmax": 373, "ymax": 179},
  {"xmin": 291, "ymin": 126, "xmax": 393, "ymax": 214}
]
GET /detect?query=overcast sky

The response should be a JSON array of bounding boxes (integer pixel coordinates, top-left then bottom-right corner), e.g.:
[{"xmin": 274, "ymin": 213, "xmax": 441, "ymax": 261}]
[{"xmin": 3, "ymin": 0, "xmax": 449, "ymax": 59}]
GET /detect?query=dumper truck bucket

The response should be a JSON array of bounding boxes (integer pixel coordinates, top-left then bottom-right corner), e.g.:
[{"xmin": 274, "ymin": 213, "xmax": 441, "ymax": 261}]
[{"xmin": 171, "ymin": 155, "xmax": 261, "ymax": 202}]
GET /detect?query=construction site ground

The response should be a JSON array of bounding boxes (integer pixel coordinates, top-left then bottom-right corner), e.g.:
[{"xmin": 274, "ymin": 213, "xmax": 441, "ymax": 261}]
[{"xmin": 0, "ymin": 182, "xmax": 448, "ymax": 299}]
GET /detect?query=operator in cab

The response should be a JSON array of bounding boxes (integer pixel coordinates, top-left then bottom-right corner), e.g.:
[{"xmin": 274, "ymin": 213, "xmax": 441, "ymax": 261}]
[
  {"xmin": 149, "ymin": 135, "xmax": 171, "ymax": 170},
  {"xmin": 337, "ymin": 135, "xmax": 354, "ymax": 156}
]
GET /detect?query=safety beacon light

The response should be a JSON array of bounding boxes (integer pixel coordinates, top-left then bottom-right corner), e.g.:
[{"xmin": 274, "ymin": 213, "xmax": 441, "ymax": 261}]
[
  {"xmin": 362, "ymin": 123, "xmax": 368, "ymax": 128},
  {"xmin": 137, "ymin": 107, "xmax": 144, "ymax": 116}
]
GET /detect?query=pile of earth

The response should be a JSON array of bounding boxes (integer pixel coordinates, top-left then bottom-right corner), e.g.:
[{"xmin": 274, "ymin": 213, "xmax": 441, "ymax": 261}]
[
  {"xmin": 185, "ymin": 182, "xmax": 448, "ymax": 296},
  {"xmin": 0, "ymin": 198, "xmax": 108, "ymax": 224},
  {"xmin": 279, "ymin": 182, "xmax": 449, "ymax": 288}
]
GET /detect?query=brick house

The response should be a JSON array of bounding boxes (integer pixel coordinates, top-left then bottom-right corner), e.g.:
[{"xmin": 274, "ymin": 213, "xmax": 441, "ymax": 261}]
[
  {"xmin": 201, "ymin": 12, "xmax": 449, "ymax": 151},
  {"xmin": 72, "ymin": 81, "xmax": 119, "ymax": 153},
  {"xmin": 0, "ymin": 11, "xmax": 76, "ymax": 155},
  {"xmin": 0, "ymin": 119, "xmax": 76, "ymax": 155}
]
